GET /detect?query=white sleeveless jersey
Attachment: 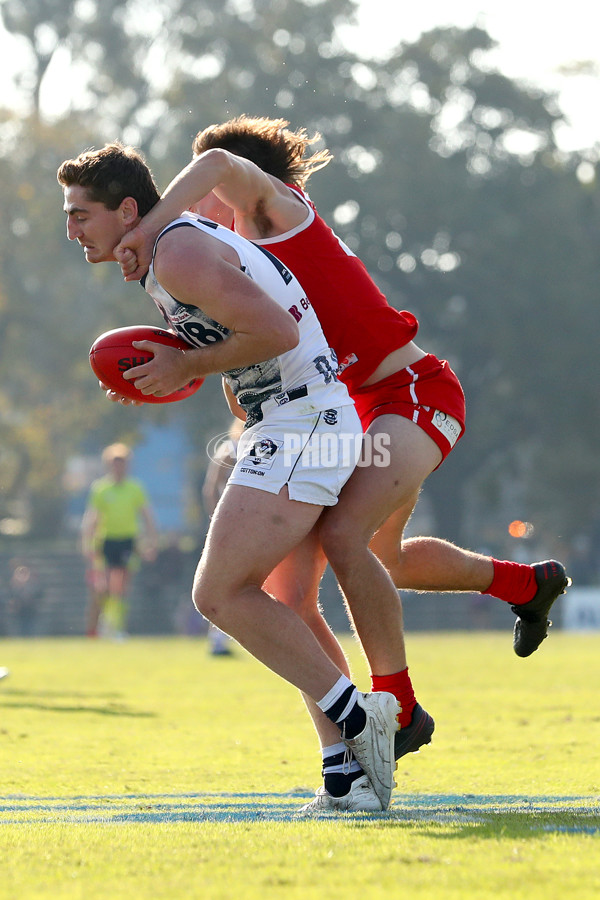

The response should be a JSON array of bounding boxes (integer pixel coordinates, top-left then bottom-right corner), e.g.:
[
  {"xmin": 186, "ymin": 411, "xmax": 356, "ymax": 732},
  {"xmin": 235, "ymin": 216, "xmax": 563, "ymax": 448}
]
[{"xmin": 142, "ymin": 212, "xmax": 353, "ymax": 426}]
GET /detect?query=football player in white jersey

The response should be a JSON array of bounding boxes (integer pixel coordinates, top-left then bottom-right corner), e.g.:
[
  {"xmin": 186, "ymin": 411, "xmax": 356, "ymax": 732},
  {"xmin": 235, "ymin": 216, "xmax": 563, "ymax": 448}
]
[{"xmin": 58, "ymin": 142, "xmax": 401, "ymax": 812}]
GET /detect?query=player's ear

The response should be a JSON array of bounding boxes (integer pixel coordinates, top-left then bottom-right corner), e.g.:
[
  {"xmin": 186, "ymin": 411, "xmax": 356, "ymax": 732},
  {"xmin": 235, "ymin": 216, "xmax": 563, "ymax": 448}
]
[{"xmin": 119, "ymin": 196, "xmax": 139, "ymax": 225}]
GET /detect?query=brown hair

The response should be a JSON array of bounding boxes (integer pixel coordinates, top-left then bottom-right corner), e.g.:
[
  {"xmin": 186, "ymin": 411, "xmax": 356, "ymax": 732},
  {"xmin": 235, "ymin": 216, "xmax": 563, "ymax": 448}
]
[
  {"xmin": 192, "ymin": 115, "xmax": 333, "ymax": 189},
  {"xmin": 57, "ymin": 142, "xmax": 160, "ymax": 217}
]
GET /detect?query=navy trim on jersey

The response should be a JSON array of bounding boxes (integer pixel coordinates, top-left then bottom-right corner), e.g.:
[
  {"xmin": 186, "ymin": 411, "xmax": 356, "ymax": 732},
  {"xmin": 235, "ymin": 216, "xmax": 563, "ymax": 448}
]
[{"xmin": 254, "ymin": 244, "xmax": 293, "ymax": 284}]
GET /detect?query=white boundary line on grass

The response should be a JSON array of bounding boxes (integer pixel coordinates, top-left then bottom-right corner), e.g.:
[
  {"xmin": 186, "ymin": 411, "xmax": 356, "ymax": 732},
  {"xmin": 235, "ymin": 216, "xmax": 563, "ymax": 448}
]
[{"xmin": 0, "ymin": 793, "xmax": 598, "ymax": 829}]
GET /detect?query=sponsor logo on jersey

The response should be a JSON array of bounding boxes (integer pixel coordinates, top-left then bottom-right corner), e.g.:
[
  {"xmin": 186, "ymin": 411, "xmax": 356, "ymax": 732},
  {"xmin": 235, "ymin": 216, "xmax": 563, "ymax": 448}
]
[{"xmin": 337, "ymin": 352, "xmax": 358, "ymax": 374}]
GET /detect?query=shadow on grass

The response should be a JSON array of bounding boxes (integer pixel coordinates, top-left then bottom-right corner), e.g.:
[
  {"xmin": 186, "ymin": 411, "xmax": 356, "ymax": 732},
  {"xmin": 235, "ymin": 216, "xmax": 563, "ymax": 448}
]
[
  {"xmin": 384, "ymin": 795, "xmax": 600, "ymax": 838},
  {"xmin": 427, "ymin": 810, "xmax": 600, "ymax": 838},
  {"xmin": 0, "ymin": 688, "xmax": 156, "ymax": 717},
  {"xmin": 1, "ymin": 689, "xmax": 122, "ymax": 699}
]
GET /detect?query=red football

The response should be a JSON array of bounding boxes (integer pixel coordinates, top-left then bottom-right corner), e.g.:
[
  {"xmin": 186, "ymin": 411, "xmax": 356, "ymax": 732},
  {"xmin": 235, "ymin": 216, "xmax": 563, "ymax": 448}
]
[{"xmin": 89, "ymin": 325, "xmax": 204, "ymax": 404}]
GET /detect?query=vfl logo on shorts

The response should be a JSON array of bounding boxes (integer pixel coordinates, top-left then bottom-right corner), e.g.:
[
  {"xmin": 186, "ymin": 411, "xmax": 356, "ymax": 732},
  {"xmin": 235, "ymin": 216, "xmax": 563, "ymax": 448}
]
[
  {"xmin": 241, "ymin": 436, "xmax": 282, "ymax": 469},
  {"xmin": 432, "ymin": 411, "xmax": 462, "ymax": 448},
  {"xmin": 323, "ymin": 409, "xmax": 338, "ymax": 426}
]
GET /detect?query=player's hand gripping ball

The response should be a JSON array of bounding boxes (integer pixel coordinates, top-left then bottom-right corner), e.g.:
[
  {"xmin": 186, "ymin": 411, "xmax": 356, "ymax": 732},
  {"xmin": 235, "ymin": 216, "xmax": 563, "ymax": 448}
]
[{"xmin": 89, "ymin": 325, "xmax": 203, "ymax": 404}]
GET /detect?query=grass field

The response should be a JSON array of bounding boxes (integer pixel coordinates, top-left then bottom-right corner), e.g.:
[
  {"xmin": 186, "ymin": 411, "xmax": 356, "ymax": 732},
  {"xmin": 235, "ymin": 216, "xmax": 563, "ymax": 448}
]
[{"xmin": 1, "ymin": 631, "xmax": 598, "ymax": 899}]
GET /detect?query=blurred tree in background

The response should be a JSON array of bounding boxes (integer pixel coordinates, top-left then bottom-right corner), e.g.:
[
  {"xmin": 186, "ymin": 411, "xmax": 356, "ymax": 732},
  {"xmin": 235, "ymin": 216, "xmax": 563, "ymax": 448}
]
[{"xmin": 0, "ymin": 0, "xmax": 598, "ymax": 559}]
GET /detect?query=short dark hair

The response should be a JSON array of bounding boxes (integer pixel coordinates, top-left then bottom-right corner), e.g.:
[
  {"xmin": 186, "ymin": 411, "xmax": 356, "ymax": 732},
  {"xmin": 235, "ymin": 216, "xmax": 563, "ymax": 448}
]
[
  {"xmin": 192, "ymin": 115, "xmax": 333, "ymax": 189},
  {"xmin": 57, "ymin": 142, "xmax": 160, "ymax": 216}
]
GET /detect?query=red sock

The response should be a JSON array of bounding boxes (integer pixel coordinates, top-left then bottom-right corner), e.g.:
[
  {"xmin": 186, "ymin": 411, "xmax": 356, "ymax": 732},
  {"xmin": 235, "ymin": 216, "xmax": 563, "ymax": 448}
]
[
  {"xmin": 483, "ymin": 558, "xmax": 537, "ymax": 605},
  {"xmin": 371, "ymin": 668, "xmax": 416, "ymax": 729}
]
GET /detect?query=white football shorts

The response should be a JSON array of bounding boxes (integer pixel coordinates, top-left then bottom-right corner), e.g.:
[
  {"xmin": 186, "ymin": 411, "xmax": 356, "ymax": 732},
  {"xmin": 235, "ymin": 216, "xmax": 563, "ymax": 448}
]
[{"xmin": 227, "ymin": 403, "xmax": 362, "ymax": 506}]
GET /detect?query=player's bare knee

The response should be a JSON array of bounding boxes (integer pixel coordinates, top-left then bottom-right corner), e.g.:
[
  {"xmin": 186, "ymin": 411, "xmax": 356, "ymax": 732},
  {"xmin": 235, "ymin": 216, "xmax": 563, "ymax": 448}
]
[
  {"xmin": 193, "ymin": 594, "xmax": 229, "ymax": 631},
  {"xmin": 192, "ymin": 585, "xmax": 209, "ymax": 617},
  {"xmin": 192, "ymin": 575, "xmax": 241, "ymax": 622},
  {"xmin": 319, "ymin": 513, "xmax": 359, "ymax": 564},
  {"xmin": 192, "ymin": 576, "xmax": 221, "ymax": 619}
]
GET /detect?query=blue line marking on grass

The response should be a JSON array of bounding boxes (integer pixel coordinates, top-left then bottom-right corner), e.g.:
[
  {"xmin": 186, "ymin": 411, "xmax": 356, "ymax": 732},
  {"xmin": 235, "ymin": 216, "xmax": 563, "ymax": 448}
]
[{"xmin": 0, "ymin": 793, "xmax": 598, "ymax": 828}]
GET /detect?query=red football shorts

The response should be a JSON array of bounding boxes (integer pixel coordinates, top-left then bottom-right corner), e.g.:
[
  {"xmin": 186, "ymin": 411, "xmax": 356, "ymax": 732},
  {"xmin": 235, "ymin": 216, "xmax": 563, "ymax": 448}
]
[{"xmin": 351, "ymin": 354, "xmax": 466, "ymax": 463}]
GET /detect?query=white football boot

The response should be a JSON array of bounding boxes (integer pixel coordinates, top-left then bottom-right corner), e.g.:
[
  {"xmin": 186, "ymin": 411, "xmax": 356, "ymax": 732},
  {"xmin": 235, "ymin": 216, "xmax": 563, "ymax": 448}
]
[
  {"xmin": 341, "ymin": 692, "xmax": 399, "ymax": 810},
  {"xmin": 295, "ymin": 774, "xmax": 383, "ymax": 815}
]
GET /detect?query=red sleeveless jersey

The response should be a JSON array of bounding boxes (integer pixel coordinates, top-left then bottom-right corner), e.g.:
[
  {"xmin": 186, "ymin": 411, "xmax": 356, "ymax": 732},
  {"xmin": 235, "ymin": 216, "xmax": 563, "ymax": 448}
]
[{"xmin": 251, "ymin": 187, "xmax": 419, "ymax": 395}]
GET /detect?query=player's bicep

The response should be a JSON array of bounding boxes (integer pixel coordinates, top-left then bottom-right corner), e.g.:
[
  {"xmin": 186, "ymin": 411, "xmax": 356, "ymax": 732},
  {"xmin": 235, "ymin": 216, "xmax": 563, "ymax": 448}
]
[
  {"xmin": 208, "ymin": 153, "xmax": 276, "ymax": 215},
  {"xmin": 156, "ymin": 235, "xmax": 295, "ymax": 337}
]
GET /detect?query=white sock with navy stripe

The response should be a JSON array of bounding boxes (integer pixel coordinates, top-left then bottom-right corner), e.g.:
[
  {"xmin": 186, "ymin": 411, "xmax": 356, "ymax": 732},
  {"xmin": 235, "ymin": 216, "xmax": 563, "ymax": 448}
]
[
  {"xmin": 321, "ymin": 741, "xmax": 364, "ymax": 798},
  {"xmin": 317, "ymin": 675, "xmax": 367, "ymax": 739}
]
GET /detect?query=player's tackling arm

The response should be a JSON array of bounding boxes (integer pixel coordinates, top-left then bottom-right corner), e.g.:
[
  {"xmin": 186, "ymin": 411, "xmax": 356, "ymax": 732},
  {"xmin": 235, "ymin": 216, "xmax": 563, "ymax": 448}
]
[{"xmin": 115, "ymin": 149, "xmax": 308, "ymax": 280}]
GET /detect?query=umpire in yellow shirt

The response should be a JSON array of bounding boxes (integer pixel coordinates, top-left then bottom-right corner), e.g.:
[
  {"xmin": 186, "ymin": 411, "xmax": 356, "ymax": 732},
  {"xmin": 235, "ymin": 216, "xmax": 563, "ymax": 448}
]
[{"xmin": 81, "ymin": 442, "xmax": 157, "ymax": 637}]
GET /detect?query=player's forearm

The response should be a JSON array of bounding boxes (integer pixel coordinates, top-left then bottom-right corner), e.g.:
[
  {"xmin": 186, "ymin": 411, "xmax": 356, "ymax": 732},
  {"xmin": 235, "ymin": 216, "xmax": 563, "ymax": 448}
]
[
  {"xmin": 181, "ymin": 324, "xmax": 299, "ymax": 378},
  {"xmin": 80, "ymin": 510, "xmax": 98, "ymax": 555},
  {"xmin": 142, "ymin": 510, "xmax": 158, "ymax": 542},
  {"xmin": 81, "ymin": 529, "xmax": 96, "ymax": 556},
  {"xmin": 140, "ymin": 153, "xmax": 229, "ymax": 239}
]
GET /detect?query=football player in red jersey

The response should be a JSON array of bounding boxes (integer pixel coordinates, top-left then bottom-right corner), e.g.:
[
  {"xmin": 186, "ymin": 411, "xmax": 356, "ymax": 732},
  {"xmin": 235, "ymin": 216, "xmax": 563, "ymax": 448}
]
[{"xmin": 115, "ymin": 118, "xmax": 570, "ymax": 812}]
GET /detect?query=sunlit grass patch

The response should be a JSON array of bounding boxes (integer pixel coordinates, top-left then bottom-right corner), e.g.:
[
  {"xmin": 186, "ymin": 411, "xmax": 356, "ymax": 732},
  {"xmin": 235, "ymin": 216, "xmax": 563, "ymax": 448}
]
[{"xmin": 1, "ymin": 633, "xmax": 598, "ymax": 899}]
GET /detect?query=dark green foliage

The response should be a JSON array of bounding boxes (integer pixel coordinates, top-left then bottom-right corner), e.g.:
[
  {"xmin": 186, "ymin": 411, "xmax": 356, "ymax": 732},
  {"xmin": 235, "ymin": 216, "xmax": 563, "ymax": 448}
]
[{"xmin": 0, "ymin": 1, "xmax": 597, "ymax": 556}]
